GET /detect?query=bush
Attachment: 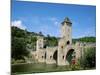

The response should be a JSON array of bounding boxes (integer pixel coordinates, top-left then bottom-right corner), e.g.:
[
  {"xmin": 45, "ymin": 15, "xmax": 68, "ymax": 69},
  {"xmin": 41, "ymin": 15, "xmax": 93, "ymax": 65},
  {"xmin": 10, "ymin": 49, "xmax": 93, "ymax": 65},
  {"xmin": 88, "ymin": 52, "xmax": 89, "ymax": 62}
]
[
  {"xmin": 80, "ymin": 47, "xmax": 96, "ymax": 69},
  {"xmin": 70, "ymin": 61, "xmax": 82, "ymax": 70}
]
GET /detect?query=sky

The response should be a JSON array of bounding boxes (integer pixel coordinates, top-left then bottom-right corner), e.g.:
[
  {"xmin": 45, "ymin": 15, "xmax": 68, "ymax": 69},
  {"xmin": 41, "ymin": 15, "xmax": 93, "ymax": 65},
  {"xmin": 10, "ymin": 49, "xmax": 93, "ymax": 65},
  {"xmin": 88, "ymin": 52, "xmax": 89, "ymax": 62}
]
[{"xmin": 11, "ymin": 0, "xmax": 96, "ymax": 38}]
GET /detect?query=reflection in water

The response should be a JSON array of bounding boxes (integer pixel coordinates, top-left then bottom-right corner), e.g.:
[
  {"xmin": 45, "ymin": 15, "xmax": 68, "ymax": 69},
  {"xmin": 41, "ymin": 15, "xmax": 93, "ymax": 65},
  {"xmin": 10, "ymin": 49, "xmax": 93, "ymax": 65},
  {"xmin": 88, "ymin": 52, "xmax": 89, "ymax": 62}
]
[{"xmin": 12, "ymin": 63, "xmax": 71, "ymax": 74}]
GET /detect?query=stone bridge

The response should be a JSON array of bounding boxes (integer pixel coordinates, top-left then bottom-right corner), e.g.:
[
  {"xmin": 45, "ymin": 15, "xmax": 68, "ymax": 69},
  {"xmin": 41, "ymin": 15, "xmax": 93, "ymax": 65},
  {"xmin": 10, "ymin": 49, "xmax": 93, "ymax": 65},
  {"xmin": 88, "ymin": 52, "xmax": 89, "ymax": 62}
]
[{"xmin": 31, "ymin": 17, "xmax": 96, "ymax": 66}]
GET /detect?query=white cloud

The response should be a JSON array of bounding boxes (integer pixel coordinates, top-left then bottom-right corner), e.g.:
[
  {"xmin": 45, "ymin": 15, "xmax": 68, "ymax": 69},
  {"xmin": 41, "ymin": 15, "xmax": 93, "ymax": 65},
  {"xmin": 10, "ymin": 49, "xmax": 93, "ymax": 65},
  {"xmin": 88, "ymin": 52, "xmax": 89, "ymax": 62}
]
[
  {"xmin": 49, "ymin": 17, "xmax": 60, "ymax": 26},
  {"xmin": 54, "ymin": 21, "xmax": 59, "ymax": 26},
  {"xmin": 11, "ymin": 20, "xmax": 26, "ymax": 30},
  {"xmin": 50, "ymin": 17, "xmax": 57, "ymax": 21}
]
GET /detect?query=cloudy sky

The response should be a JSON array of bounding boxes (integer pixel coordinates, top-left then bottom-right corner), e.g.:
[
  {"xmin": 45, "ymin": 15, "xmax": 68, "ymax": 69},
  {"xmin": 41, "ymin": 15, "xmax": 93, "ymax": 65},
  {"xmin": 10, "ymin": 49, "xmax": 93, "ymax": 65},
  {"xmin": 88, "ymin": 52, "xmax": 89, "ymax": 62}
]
[{"xmin": 11, "ymin": 0, "xmax": 96, "ymax": 38}]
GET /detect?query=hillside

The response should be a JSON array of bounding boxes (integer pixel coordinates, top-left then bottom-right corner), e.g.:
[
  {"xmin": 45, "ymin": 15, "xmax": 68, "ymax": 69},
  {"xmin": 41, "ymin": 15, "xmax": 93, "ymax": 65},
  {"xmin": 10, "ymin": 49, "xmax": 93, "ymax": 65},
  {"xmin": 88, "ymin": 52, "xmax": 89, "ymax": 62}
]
[{"xmin": 72, "ymin": 37, "xmax": 96, "ymax": 44}]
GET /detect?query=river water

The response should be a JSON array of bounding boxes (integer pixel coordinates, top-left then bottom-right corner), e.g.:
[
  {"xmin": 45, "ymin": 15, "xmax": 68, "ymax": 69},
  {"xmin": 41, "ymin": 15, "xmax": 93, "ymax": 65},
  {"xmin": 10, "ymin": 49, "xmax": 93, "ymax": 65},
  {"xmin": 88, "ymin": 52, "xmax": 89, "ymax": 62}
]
[{"xmin": 12, "ymin": 63, "xmax": 72, "ymax": 74}]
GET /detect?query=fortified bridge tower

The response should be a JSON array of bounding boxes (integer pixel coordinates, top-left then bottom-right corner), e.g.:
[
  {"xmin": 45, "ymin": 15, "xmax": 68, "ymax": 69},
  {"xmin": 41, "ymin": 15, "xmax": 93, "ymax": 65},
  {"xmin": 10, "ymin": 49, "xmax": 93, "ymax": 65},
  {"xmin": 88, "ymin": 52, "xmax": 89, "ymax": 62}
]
[{"xmin": 57, "ymin": 17, "xmax": 82, "ymax": 66}]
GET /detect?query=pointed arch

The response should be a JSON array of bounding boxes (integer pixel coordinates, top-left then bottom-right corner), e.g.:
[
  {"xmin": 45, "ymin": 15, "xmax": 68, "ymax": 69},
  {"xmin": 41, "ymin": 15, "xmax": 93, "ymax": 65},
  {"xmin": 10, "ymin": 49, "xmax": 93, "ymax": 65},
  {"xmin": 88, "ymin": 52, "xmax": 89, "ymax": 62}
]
[
  {"xmin": 66, "ymin": 49, "xmax": 75, "ymax": 64},
  {"xmin": 53, "ymin": 50, "xmax": 58, "ymax": 62}
]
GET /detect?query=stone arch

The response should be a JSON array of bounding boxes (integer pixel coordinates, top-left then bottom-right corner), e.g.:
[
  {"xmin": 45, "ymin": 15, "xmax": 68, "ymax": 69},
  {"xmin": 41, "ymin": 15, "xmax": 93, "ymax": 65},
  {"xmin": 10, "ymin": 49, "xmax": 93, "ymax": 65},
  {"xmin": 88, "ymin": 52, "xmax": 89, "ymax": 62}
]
[
  {"xmin": 53, "ymin": 50, "xmax": 58, "ymax": 62},
  {"xmin": 66, "ymin": 49, "xmax": 75, "ymax": 64}
]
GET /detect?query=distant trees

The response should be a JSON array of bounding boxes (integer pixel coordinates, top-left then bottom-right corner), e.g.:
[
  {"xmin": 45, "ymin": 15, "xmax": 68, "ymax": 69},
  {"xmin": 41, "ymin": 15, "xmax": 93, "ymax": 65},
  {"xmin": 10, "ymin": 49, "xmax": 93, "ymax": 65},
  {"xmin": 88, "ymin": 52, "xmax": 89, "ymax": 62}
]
[
  {"xmin": 72, "ymin": 37, "xmax": 96, "ymax": 44},
  {"xmin": 79, "ymin": 37, "xmax": 96, "ymax": 42},
  {"xmin": 45, "ymin": 35, "xmax": 58, "ymax": 47}
]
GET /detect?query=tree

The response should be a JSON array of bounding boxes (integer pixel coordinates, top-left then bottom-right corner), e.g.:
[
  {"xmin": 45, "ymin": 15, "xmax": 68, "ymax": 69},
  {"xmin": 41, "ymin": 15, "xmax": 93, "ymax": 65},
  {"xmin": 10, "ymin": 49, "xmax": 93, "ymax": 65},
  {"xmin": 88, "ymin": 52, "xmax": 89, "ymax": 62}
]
[
  {"xmin": 11, "ymin": 26, "xmax": 26, "ymax": 38},
  {"xmin": 11, "ymin": 37, "xmax": 29, "ymax": 60}
]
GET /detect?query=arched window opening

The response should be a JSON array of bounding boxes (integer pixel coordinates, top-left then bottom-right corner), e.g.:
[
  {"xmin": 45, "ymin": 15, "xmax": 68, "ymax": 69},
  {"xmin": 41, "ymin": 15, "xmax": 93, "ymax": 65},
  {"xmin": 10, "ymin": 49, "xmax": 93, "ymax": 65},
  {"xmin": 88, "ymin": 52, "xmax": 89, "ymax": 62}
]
[
  {"xmin": 66, "ymin": 41, "xmax": 70, "ymax": 45},
  {"xmin": 62, "ymin": 56, "xmax": 64, "ymax": 59}
]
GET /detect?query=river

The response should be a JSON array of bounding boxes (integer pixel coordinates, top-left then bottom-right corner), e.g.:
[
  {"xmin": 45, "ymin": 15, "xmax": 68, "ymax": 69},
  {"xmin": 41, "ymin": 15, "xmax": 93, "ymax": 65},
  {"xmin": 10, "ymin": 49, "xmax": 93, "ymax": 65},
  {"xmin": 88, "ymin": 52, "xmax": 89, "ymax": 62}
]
[{"xmin": 12, "ymin": 63, "xmax": 72, "ymax": 74}]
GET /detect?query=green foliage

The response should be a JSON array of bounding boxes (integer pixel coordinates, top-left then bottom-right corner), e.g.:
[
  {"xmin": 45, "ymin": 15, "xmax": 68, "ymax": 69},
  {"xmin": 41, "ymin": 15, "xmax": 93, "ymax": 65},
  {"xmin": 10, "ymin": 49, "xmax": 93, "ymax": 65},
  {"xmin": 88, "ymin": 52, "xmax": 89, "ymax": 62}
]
[
  {"xmin": 70, "ymin": 64, "xmax": 80, "ymax": 70},
  {"xmin": 26, "ymin": 36, "xmax": 37, "ymax": 51},
  {"xmin": 11, "ymin": 26, "xmax": 30, "ymax": 60},
  {"xmin": 72, "ymin": 37, "xmax": 96, "ymax": 43},
  {"xmin": 11, "ymin": 59, "xmax": 25, "ymax": 64},
  {"xmin": 80, "ymin": 47, "xmax": 96, "ymax": 69},
  {"xmin": 11, "ymin": 37, "xmax": 29, "ymax": 60},
  {"xmin": 45, "ymin": 36, "xmax": 58, "ymax": 47},
  {"xmin": 11, "ymin": 26, "xmax": 38, "ymax": 61},
  {"xmin": 11, "ymin": 26, "xmax": 26, "ymax": 38},
  {"xmin": 80, "ymin": 37, "xmax": 96, "ymax": 42}
]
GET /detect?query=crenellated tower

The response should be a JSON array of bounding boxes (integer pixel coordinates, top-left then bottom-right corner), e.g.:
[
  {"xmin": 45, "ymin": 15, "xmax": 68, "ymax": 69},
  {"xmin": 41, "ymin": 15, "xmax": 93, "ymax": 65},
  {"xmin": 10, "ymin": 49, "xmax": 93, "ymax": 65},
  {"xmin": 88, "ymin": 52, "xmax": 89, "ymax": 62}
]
[
  {"xmin": 61, "ymin": 17, "xmax": 72, "ymax": 45},
  {"xmin": 58, "ymin": 17, "xmax": 72, "ymax": 65}
]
